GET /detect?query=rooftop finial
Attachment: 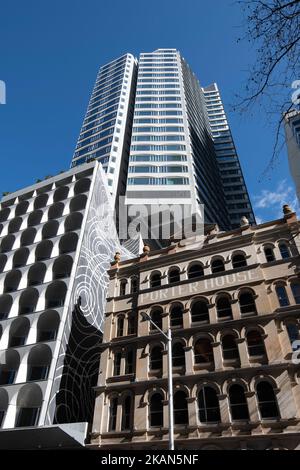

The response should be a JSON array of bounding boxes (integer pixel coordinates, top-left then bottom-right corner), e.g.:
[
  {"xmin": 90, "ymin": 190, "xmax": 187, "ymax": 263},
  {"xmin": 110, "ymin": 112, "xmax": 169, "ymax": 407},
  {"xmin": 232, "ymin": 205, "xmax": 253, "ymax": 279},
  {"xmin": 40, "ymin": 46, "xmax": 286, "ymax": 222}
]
[
  {"xmin": 240, "ymin": 216, "xmax": 249, "ymax": 227},
  {"xmin": 283, "ymin": 204, "xmax": 293, "ymax": 215}
]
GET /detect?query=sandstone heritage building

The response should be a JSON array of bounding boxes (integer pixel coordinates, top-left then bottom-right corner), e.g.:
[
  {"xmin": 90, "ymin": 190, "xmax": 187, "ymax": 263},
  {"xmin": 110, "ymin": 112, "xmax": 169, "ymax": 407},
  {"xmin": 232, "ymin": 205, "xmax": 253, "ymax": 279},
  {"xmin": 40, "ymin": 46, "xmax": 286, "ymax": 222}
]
[{"xmin": 90, "ymin": 206, "xmax": 300, "ymax": 450}]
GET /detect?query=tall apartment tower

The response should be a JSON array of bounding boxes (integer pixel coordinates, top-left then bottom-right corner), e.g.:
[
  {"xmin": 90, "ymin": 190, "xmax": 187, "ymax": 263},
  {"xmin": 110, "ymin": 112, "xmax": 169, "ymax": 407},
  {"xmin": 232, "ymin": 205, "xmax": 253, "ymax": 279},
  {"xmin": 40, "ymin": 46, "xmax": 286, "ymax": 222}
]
[
  {"xmin": 284, "ymin": 109, "xmax": 300, "ymax": 203},
  {"xmin": 203, "ymin": 83, "xmax": 255, "ymax": 228},
  {"xmin": 125, "ymin": 49, "xmax": 230, "ymax": 231},
  {"xmin": 71, "ymin": 54, "xmax": 138, "ymax": 206}
]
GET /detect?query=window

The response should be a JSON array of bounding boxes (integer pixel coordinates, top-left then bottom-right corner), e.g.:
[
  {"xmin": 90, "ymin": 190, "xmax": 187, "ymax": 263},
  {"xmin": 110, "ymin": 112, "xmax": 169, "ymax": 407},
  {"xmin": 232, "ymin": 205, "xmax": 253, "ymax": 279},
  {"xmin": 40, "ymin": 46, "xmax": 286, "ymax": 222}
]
[
  {"xmin": 120, "ymin": 279, "xmax": 127, "ymax": 296},
  {"xmin": 108, "ymin": 397, "xmax": 118, "ymax": 431},
  {"xmin": 125, "ymin": 349, "xmax": 134, "ymax": 374},
  {"xmin": 279, "ymin": 243, "xmax": 290, "ymax": 259},
  {"xmin": 150, "ymin": 308, "xmax": 162, "ymax": 330},
  {"xmin": 239, "ymin": 291, "xmax": 257, "ymax": 315},
  {"xmin": 198, "ymin": 387, "xmax": 221, "ymax": 423},
  {"xmin": 246, "ymin": 330, "xmax": 266, "ymax": 356},
  {"xmin": 264, "ymin": 247, "xmax": 275, "ymax": 262},
  {"xmin": 150, "ymin": 393, "xmax": 163, "ymax": 427},
  {"xmin": 150, "ymin": 345, "xmax": 163, "ymax": 370},
  {"xmin": 116, "ymin": 316, "xmax": 124, "ymax": 337},
  {"xmin": 174, "ymin": 391, "xmax": 188, "ymax": 425},
  {"xmin": 256, "ymin": 382, "xmax": 279, "ymax": 419},
  {"xmin": 194, "ymin": 338, "xmax": 214, "ymax": 364},
  {"xmin": 127, "ymin": 315, "xmax": 136, "ymax": 335},
  {"xmin": 15, "ymin": 407, "xmax": 40, "ymax": 427},
  {"xmin": 222, "ymin": 335, "xmax": 239, "ymax": 360},
  {"xmin": 168, "ymin": 267, "xmax": 180, "ymax": 284},
  {"xmin": 286, "ymin": 323, "xmax": 300, "ymax": 350},
  {"xmin": 170, "ymin": 304, "xmax": 183, "ymax": 328},
  {"xmin": 150, "ymin": 272, "xmax": 161, "ymax": 288},
  {"xmin": 187, "ymin": 263, "xmax": 204, "ymax": 279},
  {"xmin": 232, "ymin": 254, "xmax": 247, "ymax": 269},
  {"xmin": 191, "ymin": 300, "xmax": 209, "ymax": 323},
  {"xmin": 121, "ymin": 396, "xmax": 132, "ymax": 430},
  {"xmin": 276, "ymin": 285, "xmax": 290, "ymax": 307},
  {"xmin": 228, "ymin": 384, "xmax": 249, "ymax": 421},
  {"xmin": 291, "ymin": 283, "xmax": 300, "ymax": 304},
  {"xmin": 172, "ymin": 343, "xmax": 185, "ymax": 368},
  {"xmin": 130, "ymin": 277, "xmax": 138, "ymax": 294},
  {"xmin": 216, "ymin": 296, "xmax": 232, "ymax": 320},
  {"xmin": 113, "ymin": 352, "xmax": 122, "ymax": 376},
  {"xmin": 211, "ymin": 259, "xmax": 225, "ymax": 274}
]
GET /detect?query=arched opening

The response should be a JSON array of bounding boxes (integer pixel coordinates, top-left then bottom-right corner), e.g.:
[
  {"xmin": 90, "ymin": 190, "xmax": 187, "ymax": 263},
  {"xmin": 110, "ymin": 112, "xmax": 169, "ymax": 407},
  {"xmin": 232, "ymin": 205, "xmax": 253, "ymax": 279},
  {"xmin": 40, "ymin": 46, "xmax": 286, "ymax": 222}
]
[
  {"xmin": 285, "ymin": 323, "xmax": 300, "ymax": 350},
  {"xmin": 191, "ymin": 299, "xmax": 209, "ymax": 323},
  {"xmin": 45, "ymin": 281, "xmax": 67, "ymax": 309},
  {"xmin": 35, "ymin": 240, "xmax": 53, "ymax": 261},
  {"xmin": 4, "ymin": 269, "xmax": 21, "ymax": 293},
  {"xmin": 232, "ymin": 253, "xmax": 247, "ymax": 269},
  {"xmin": 0, "ymin": 349, "xmax": 20, "ymax": 385},
  {"xmin": 174, "ymin": 390, "xmax": 188, "ymax": 425},
  {"xmin": 275, "ymin": 285, "xmax": 290, "ymax": 307},
  {"xmin": 74, "ymin": 178, "xmax": 91, "ymax": 195},
  {"xmin": 48, "ymin": 202, "xmax": 64, "ymax": 220},
  {"xmin": 113, "ymin": 351, "xmax": 122, "ymax": 376},
  {"xmin": 0, "ymin": 254, "xmax": 7, "ymax": 273},
  {"xmin": 37, "ymin": 310, "xmax": 60, "ymax": 342},
  {"xmin": 42, "ymin": 220, "xmax": 59, "ymax": 239},
  {"xmin": 291, "ymin": 282, "xmax": 300, "ymax": 304},
  {"xmin": 121, "ymin": 395, "xmax": 132, "ymax": 431},
  {"xmin": 119, "ymin": 279, "xmax": 127, "ymax": 296},
  {"xmin": 170, "ymin": 303, "xmax": 184, "ymax": 328},
  {"xmin": 0, "ymin": 294, "xmax": 13, "ymax": 319},
  {"xmin": 187, "ymin": 263, "xmax": 204, "ymax": 279},
  {"xmin": 211, "ymin": 258, "xmax": 225, "ymax": 274},
  {"xmin": 52, "ymin": 255, "xmax": 73, "ymax": 280},
  {"xmin": 0, "ymin": 389, "xmax": 9, "ymax": 427},
  {"xmin": 279, "ymin": 242, "xmax": 290, "ymax": 259},
  {"xmin": 27, "ymin": 262, "xmax": 46, "ymax": 286},
  {"xmin": 239, "ymin": 290, "xmax": 257, "ymax": 315},
  {"xmin": 198, "ymin": 386, "xmax": 221, "ymax": 423},
  {"xmin": 13, "ymin": 247, "xmax": 29, "ymax": 268},
  {"xmin": 0, "ymin": 208, "xmax": 10, "ymax": 222},
  {"xmin": 27, "ymin": 344, "xmax": 52, "ymax": 381},
  {"xmin": 8, "ymin": 317, "xmax": 30, "ymax": 347},
  {"xmin": 222, "ymin": 334, "xmax": 239, "ymax": 360},
  {"xmin": 116, "ymin": 316, "xmax": 124, "ymax": 337},
  {"xmin": 64, "ymin": 212, "xmax": 83, "ymax": 232},
  {"xmin": 149, "ymin": 393, "xmax": 163, "ymax": 427},
  {"xmin": 8, "ymin": 217, "xmax": 22, "ymax": 234},
  {"xmin": 150, "ymin": 272, "xmax": 161, "ymax": 288},
  {"xmin": 125, "ymin": 349, "xmax": 134, "ymax": 374},
  {"xmin": 130, "ymin": 276, "xmax": 138, "ymax": 294},
  {"xmin": 256, "ymin": 381, "xmax": 279, "ymax": 419},
  {"xmin": 15, "ymin": 383, "xmax": 43, "ymax": 427},
  {"xmin": 264, "ymin": 246, "xmax": 275, "ymax": 262},
  {"xmin": 150, "ymin": 345, "xmax": 163, "ymax": 370},
  {"xmin": 15, "ymin": 201, "xmax": 29, "ymax": 216},
  {"xmin": 108, "ymin": 396, "xmax": 118, "ymax": 431},
  {"xmin": 21, "ymin": 227, "xmax": 36, "ymax": 246},
  {"xmin": 1, "ymin": 234, "xmax": 15, "ymax": 253},
  {"xmin": 69, "ymin": 194, "xmax": 87, "ymax": 212},
  {"xmin": 127, "ymin": 314, "xmax": 136, "ymax": 335},
  {"xmin": 168, "ymin": 267, "xmax": 180, "ymax": 283},
  {"xmin": 229, "ymin": 384, "xmax": 249, "ymax": 421},
  {"xmin": 246, "ymin": 330, "xmax": 266, "ymax": 357},
  {"xmin": 53, "ymin": 186, "xmax": 69, "ymax": 203},
  {"xmin": 59, "ymin": 232, "xmax": 78, "ymax": 254},
  {"xmin": 150, "ymin": 307, "xmax": 163, "ymax": 330},
  {"xmin": 216, "ymin": 295, "xmax": 233, "ymax": 320},
  {"xmin": 19, "ymin": 288, "xmax": 39, "ymax": 315},
  {"xmin": 34, "ymin": 194, "xmax": 48, "ymax": 210},
  {"xmin": 27, "ymin": 210, "xmax": 43, "ymax": 227},
  {"xmin": 194, "ymin": 338, "xmax": 214, "ymax": 365},
  {"xmin": 172, "ymin": 342, "xmax": 185, "ymax": 368}
]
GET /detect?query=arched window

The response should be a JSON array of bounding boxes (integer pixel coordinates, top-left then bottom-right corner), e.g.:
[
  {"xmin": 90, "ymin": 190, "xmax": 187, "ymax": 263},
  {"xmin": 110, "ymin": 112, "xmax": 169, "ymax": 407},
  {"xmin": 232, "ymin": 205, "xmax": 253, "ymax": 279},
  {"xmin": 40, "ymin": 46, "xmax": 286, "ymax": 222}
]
[
  {"xmin": 216, "ymin": 295, "xmax": 232, "ymax": 320},
  {"xmin": 64, "ymin": 212, "xmax": 83, "ymax": 232},
  {"xmin": 59, "ymin": 233, "xmax": 78, "ymax": 254},
  {"xmin": 291, "ymin": 282, "xmax": 300, "ymax": 304},
  {"xmin": 13, "ymin": 248, "xmax": 29, "ymax": 268},
  {"xmin": 48, "ymin": 202, "xmax": 64, "ymax": 220},
  {"xmin": 21, "ymin": 228, "xmax": 37, "ymax": 247},
  {"xmin": 108, "ymin": 397, "xmax": 118, "ymax": 431},
  {"xmin": 74, "ymin": 178, "xmax": 91, "ymax": 195},
  {"xmin": 15, "ymin": 201, "xmax": 29, "ymax": 216},
  {"xmin": 168, "ymin": 267, "xmax": 180, "ymax": 283},
  {"xmin": 279, "ymin": 242, "xmax": 290, "ymax": 259},
  {"xmin": 286, "ymin": 323, "xmax": 300, "ymax": 350},
  {"xmin": 174, "ymin": 391, "xmax": 188, "ymax": 425},
  {"xmin": 275, "ymin": 285, "xmax": 290, "ymax": 307},
  {"xmin": 246, "ymin": 330, "xmax": 266, "ymax": 356},
  {"xmin": 4, "ymin": 269, "xmax": 21, "ymax": 292},
  {"xmin": 170, "ymin": 304, "xmax": 184, "ymax": 328},
  {"xmin": 125, "ymin": 349, "xmax": 134, "ymax": 374},
  {"xmin": 19, "ymin": 288, "xmax": 39, "ymax": 314},
  {"xmin": 69, "ymin": 194, "xmax": 87, "ymax": 212},
  {"xmin": 191, "ymin": 299, "xmax": 209, "ymax": 323},
  {"xmin": 42, "ymin": 220, "xmax": 59, "ymax": 239},
  {"xmin": 256, "ymin": 381, "xmax": 279, "ymax": 419},
  {"xmin": 35, "ymin": 240, "xmax": 53, "ymax": 261},
  {"xmin": 116, "ymin": 316, "xmax": 124, "ymax": 337},
  {"xmin": 37, "ymin": 310, "xmax": 60, "ymax": 342},
  {"xmin": 0, "ymin": 349, "xmax": 20, "ymax": 385},
  {"xmin": 0, "ymin": 294, "xmax": 13, "ymax": 320},
  {"xmin": 150, "ymin": 346, "xmax": 163, "ymax": 370},
  {"xmin": 130, "ymin": 277, "xmax": 138, "ymax": 294},
  {"xmin": 228, "ymin": 384, "xmax": 249, "ymax": 421},
  {"xmin": 45, "ymin": 281, "xmax": 67, "ymax": 309},
  {"xmin": 9, "ymin": 317, "xmax": 30, "ymax": 347},
  {"xmin": 194, "ymin": 338, "xmax": 214, "ymax": 364},
  {"xmin": 172, "ymin": 342, "xmax": 185, "ymax": 368},
  {"xmin": 239, "ymin": 291, "xmax": 257, "ymax": 315},
  {"xmin": 0, "ymin": 389, "xmax": 8, "ymax": 428},
  {"xmin": 1, "ymin": 234, "xmax": 15, "ymax": 253},
  {"xmin": 28, "ymin": 210, "xmax": 43, "ymax": 227},
  {"xmin": 187, "ymin": 263, "xmax": 204, "ymax": 279},
  {"xmin": 150, "ymin": 308, "xmax": 163, "ymax": 330},
  {"xmin": 0, "ymin": 254, "xmax": 7, "ymax": 273},
  {"xmin": 53, "ymin": 186, "xmax": 69, "ymax": 202},
  {"xmin": 198, "ymin": 387, "xmax": 221, "ymax": 423},
  {"xmin": 27, "ymin": 263, "xmax": 46, "ymax": 286},
  {"xmin": 222, "ymin": 335, "xmax": 239, "ymax": 360},
  {"xmin": 150, "ymin": 272, "xmax": 161, "ymax": 288},
  {"xmin": 15, "ymin": 384, "xmax": 43, "ymax": 427},
  {"xmin": 8, "ymin": 217, "xmax": 22, "ymax": 234},
  {"xmin": 34, "ymin": 194, "xmax": 48, "ymax": 210},
  {"xmin": 119, "ymin": 279, "xmax": 127, "ymax": 296},
  {"xmin": 150, "ymin": 393, "xmax": 163, "ymax": 427},
  {"xmin": 113, "ymin": 351, "xmax": 122, "ymax": 376},
  {"xmin": 232, "ymin": 253, "xmax": 247, "ymax": 269},
  {"xmin": 52, "ymin": 255, "xmax": 73, "ymax": 280},
  {"xmin": 27, "ymin": 344, "xmax": 52, "ymax": 381},
  {"xmin": 121, "ymin": 395, "xmax": 132, "ymax": 431},
  {"xmin": 264, "ymin": 246, "xmax": 275, "ymax": 263},
  {"xmin": 211, "ymin": 258, "xmax": 225, "ymax": 274}
]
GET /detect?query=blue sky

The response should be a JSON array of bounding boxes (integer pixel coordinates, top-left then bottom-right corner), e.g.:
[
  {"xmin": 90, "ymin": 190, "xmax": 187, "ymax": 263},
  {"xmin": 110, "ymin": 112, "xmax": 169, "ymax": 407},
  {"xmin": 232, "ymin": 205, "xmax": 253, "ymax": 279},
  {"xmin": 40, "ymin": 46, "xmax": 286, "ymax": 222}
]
[{"xmin": 0, "ymin": 0, "xmax": 297, "ymax": 223}]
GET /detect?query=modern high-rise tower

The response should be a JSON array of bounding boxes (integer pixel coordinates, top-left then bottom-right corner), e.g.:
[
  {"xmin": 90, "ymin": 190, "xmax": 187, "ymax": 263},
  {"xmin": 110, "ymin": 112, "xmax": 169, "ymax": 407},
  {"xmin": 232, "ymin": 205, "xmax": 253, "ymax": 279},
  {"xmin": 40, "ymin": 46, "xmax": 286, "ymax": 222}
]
[
  {"xmin": 203, "ymin": 83, "xmax": 255, "ymax": 228},
  {"xmin": 284, "ymin": 109, "xmax": 300, "ymax": 203}
]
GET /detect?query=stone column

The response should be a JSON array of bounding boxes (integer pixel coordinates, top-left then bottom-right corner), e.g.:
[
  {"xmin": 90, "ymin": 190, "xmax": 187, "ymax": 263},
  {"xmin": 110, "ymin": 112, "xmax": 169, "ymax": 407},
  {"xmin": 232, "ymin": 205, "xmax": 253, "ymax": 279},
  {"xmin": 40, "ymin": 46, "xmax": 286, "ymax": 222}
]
[
  {"xmin": 245, "ymin": 391, "xmax": 260, "ymax": 422},
  {"xmin": 187, "ymin": 396, "xmax": 198, "ymax": 426},
  {"xmin": 236, "ymin": 338, "xmax": 250, "ymax": 367},
  {"xmin": 218, "ymin": 393, "xmax": 230, "ymax": 424},
  {"xmin": 184, "ymin": 345, "xmax": 194, "ymax": 375},
  {"xmin": 212, "ymin": 341, "xmax": 223, "ymax": 371}
]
